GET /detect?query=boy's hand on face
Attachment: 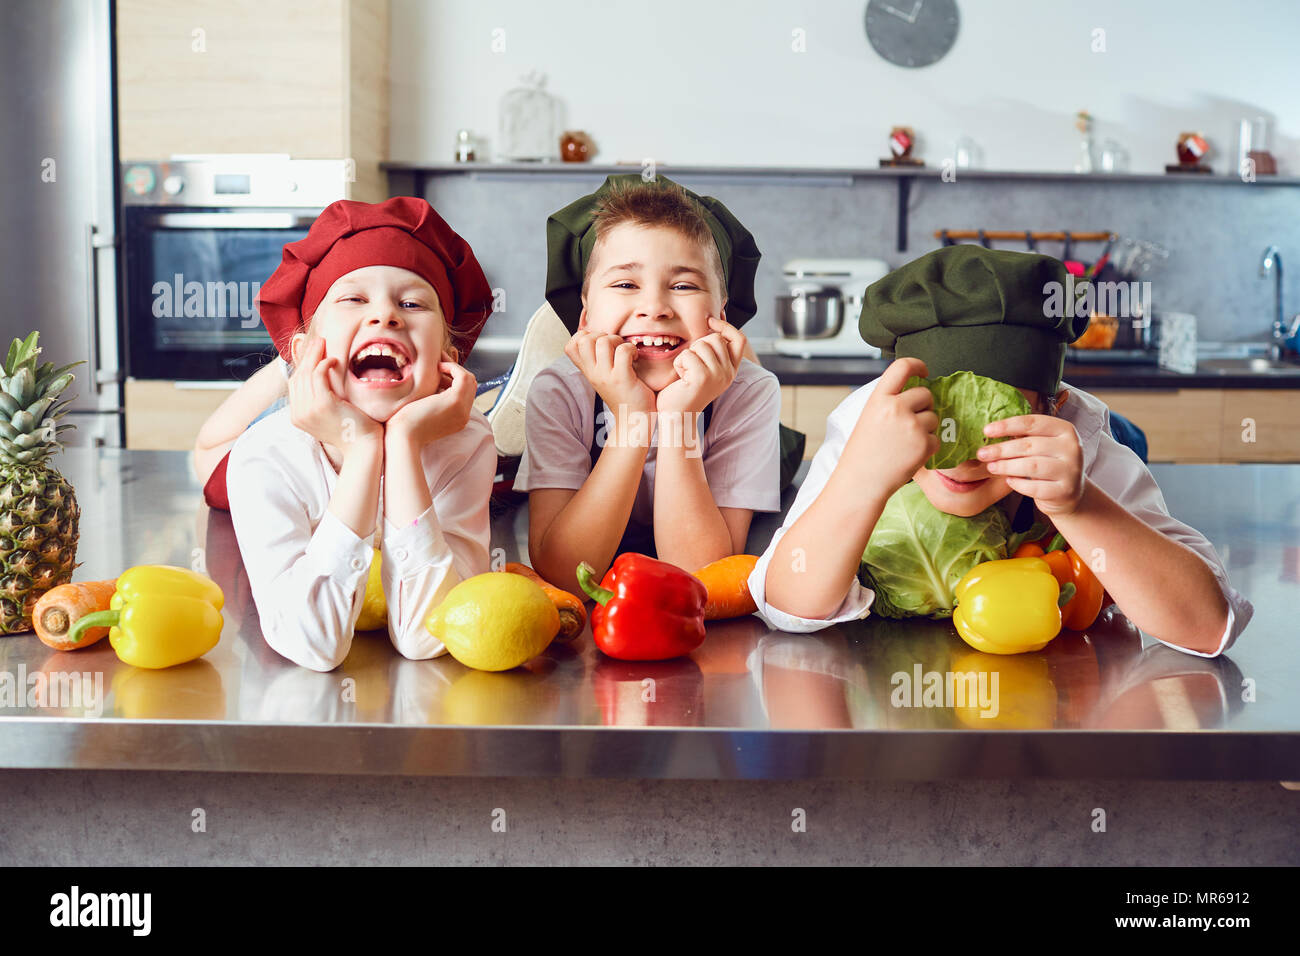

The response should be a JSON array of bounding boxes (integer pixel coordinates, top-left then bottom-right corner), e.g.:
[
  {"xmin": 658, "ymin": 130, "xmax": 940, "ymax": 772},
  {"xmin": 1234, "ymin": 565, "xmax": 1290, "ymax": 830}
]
[
  {"xmin": 847, "ymin": 357, "xmax": 939, "ymax": 497},
  {"xmin": 654, "ymin": 316, "xmax": 747, "ymax": 414},
  {"xmin": 565, "ymin": 329, "xmax": 656, "ymax": 418},
  {"xmin": 384, "ymin": 361, "xmax": 477, "ymax": 451},
  {"xmin": 978, "ymin": 414, "xmax": 1085, "ymax": 516},
  {"xmin": 288, "ymin": 336, "xmax": 382, "ymax": 458}
]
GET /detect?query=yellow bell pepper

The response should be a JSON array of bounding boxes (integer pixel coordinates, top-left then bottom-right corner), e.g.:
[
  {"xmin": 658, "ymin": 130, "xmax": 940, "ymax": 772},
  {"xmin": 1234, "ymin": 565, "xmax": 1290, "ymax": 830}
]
[
  {"xmin": 952, "ymin": 557, "xmax": 1073, "ymax": 655},
  {"xmin": 67, "ymin": 565, "xmax": 224, "ymax": 669},
  {"xmin": 355, "ymin": 549, "xmax": 387, "ymax": 632}
]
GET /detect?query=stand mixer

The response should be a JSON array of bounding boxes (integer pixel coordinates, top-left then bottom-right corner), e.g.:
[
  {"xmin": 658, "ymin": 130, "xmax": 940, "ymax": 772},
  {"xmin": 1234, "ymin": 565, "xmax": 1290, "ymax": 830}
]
[{"xmin": 774, "ymin": 258, "xmax": 889, "ymax": 358}]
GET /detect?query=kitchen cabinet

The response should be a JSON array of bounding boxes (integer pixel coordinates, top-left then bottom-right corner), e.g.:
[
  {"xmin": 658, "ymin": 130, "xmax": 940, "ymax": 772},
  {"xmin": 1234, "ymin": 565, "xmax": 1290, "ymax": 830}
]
[
  {"xmin": 125, "ymin": 379, "xmax": 236, "ymax": 450},
  {"xmin": 116, "ymin": 0, "xmax": 390, "ymax": 202},
  {"xmin": 784, "ymin": 385, "xmax": 854, "ymax": 459},
  {"xmin": 1089, "ymin": 389, "xmax": 1225, "ymax": 463},
  {"xmin": 1221, "ymin": 390, "xmax": 1300, "ymax": 462},
  {"xmin": 1093, "ymin": 389, "xmax": 1300, "ymax": 463}
]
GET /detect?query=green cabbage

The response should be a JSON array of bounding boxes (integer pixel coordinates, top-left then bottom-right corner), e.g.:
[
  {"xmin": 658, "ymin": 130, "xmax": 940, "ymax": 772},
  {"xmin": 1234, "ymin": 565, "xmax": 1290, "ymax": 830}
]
[
  {"xmin": 905, "ymin": 370, "xmax": 1032, "ymax": 470},
  {"xmin": 858, "ymin": 481, "xmax": 1011, "ymax": 619}
]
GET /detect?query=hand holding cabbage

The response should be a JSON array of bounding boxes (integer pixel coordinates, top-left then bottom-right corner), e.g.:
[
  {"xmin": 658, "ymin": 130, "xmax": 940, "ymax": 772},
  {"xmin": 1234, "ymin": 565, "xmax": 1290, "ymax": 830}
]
[{"xmin": 903, "ymin": 370, "xmax": 1032, "ymax": 470}]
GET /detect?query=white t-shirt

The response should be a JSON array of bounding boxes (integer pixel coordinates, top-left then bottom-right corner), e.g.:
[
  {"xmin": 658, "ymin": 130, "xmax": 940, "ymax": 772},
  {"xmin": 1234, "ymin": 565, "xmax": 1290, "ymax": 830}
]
[
  {"xmin": 227, "ymin": 406, "xmax": 497, "ymax": 671},
  {"xmin": 747, "ymin": 380, "xmax": 1253, "ymax": 658},
  {"xmin": 513, "ymin": 356, "xmax": 784, "ymax": 524}
]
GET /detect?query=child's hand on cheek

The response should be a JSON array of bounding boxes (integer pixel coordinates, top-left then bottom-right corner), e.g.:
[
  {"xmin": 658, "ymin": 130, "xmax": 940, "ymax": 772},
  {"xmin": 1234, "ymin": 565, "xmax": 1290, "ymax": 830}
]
[
  {"xmin": 384, "ymin": 361, "xmax": 477, "ymax": 450},
  {"xmin": 978, "ymin": 415, "xmax": 1085, "ymax": 516},
  {"xmin": 565, "ymin": 329, "xmax": 656, "ymax": 417},
  {"xmin": 288, "ymin": 336, "xmax": 382, "ymax": 458},
  {"xmin": 655, "ymin": 316, "xmax": 745, "ymax": 414}
]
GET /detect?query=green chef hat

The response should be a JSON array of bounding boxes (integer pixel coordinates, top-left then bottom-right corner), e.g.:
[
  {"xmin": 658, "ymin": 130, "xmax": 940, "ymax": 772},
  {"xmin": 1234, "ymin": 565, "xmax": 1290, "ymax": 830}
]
[
  {"xmin": 545, "ymin": 173, "xmax": 761, "ymax": 333},
  {"xmin": 859, "ymin": 245, "xmax": 1089, "ymax": 397}
]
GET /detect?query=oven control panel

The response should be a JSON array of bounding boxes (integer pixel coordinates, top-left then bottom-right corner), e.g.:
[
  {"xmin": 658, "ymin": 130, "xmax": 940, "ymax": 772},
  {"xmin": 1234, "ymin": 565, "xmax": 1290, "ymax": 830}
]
[{"xmin": 121, "ymin": 156, "xmax": 350, "ymax": 208}]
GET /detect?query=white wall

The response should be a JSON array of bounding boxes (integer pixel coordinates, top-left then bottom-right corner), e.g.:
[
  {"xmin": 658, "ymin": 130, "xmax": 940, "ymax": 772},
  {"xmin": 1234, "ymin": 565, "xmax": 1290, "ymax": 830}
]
[{"xmin": 390, "ymin": 0, "xmax": 1299, "ymax": 174}]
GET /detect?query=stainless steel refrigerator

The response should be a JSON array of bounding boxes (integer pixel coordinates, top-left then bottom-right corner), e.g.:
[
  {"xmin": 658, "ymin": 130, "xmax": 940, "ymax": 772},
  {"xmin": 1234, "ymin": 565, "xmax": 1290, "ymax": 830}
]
[{"xmin": 0, "ymin": 0, "xmax": 122, "ymax": 448}]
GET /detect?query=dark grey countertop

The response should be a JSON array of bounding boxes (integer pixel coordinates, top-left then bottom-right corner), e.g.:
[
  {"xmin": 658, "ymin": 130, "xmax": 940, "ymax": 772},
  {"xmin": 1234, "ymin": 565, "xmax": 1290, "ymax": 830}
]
[
  {"xmin": 0, "ymin": 450, "xmax": 1296, "ymax": 780},
  {"xmin": 465, "ymin": 350, "xmax": 1300, "ymax": 390}
]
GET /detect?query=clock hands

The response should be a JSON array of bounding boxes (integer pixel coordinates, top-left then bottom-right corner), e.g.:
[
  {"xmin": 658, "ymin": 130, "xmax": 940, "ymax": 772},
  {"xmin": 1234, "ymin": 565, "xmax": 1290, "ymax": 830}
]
[{"xmin": 881, "ymin": 0, "xmax": 923, "ymax": 24}]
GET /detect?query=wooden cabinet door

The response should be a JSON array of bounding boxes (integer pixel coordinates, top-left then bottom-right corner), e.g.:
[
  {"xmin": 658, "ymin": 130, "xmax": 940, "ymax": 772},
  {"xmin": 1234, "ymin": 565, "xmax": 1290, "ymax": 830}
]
[
  {"xmin": 125, "ymin": 379, "xmax": 237, "ymax": 451},
  {"xmin": 1088, "ymin": 389, "xmax": 1224, "ymax": 463},
  {"xmin": 791, "ymin": 386, "xmax": 853, "ymax": 460},
  {"xmin": 1221, "ymin": 390, "xmax": 1300, "ymax": 462}
]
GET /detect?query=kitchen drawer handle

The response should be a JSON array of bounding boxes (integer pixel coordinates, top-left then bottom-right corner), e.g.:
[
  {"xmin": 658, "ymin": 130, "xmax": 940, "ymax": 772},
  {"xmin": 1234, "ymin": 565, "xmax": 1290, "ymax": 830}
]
[{"xmin": 153, "ymin": 212, "xmax": 315, "ymax": 230}]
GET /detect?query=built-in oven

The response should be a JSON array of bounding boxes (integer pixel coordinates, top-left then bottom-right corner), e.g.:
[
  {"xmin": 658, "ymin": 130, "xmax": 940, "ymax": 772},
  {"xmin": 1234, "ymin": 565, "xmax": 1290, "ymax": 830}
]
[{"xmin": 121, "ymin": 156, "xmax": 348, "ymax": 381}]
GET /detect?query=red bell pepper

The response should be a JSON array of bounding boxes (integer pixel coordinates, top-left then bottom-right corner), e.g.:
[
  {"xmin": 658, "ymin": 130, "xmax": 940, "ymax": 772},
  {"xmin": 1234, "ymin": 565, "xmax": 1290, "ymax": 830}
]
[{"xmin": 576, "ymin": 554, "xmax": 707, "ymax": 661}]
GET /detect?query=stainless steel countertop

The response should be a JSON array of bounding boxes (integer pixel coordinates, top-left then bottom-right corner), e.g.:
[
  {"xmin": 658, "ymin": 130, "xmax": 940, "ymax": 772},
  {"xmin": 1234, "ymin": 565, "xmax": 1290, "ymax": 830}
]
[{"xmin": 1, "ymin": 450, "xmax": 1297, "ymax": 779}]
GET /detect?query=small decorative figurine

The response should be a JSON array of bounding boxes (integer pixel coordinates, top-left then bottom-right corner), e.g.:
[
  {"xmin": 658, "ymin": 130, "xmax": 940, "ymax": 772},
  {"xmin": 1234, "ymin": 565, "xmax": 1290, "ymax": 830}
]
[
  {"xmin": 1167, "ymin": 132, "xmax": 1211, "ymax": 174},
  {"xmin": 880, "ymin": 126, "xmax": 923, "ymax": 167}
]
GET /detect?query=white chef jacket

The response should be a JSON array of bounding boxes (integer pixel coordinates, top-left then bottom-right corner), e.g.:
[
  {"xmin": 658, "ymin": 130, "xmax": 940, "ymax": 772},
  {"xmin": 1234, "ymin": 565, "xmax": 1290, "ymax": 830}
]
[
  {"xmin": 747, "ymin": 380, "xmax": 1254, "ymax": 658},
  {"xmin": 227, "ymin": 406, "xmax": 497, "ymax": 672}
]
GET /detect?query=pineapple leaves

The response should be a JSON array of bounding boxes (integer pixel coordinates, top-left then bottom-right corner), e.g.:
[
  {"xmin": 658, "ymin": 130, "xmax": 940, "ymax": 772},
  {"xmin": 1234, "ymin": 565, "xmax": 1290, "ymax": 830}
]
[
  {"xmin": 0, "ymin": 332, "xmax": 84, "ymax": 466},
  {"xmin": 35, "ymin": 362, "xmax": 81, "ymax": 394},
  {"xmin": 40, "ymin": 373, "xmax": 74, "ymax": 399},
  {"xmin": 5, "ymin": 368, "xmax": 34, "ymax": 406},
  {"xmin": 4, "ymin": 331, "xmax": 41, "ymax": 375}
]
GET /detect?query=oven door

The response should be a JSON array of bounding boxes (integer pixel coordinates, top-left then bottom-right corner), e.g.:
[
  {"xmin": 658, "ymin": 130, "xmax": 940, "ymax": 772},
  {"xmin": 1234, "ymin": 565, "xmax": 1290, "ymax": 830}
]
[{"xmin": 124, "ymin": 207, "xmax": 316, "ymax": 380}]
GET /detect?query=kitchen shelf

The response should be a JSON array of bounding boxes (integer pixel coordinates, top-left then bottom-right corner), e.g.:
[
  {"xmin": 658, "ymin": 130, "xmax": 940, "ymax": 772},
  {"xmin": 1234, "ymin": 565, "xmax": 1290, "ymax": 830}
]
[{"xmin": 383, "ymin": 161, "xmax": 1300, "ymax": 253}]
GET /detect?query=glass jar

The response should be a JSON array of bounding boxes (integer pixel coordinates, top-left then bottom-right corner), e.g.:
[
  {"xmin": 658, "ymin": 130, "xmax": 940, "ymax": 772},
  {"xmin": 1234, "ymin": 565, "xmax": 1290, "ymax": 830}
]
[
  {"xmin": 498, "ymin": 71, "xmax": 560, "ymax": 162},
  {"xmin": 454, "ymin": 129, "xmax": 477, "ymax": 163}
]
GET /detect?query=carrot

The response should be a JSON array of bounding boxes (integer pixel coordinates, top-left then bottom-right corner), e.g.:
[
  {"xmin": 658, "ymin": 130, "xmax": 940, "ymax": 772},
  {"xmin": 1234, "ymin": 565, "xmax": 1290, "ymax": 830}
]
[
  {"xmin": 693, "ymin": 554, "xmax": 759, "ymax": 620},
  {"xmin": 503, "ymin": 563, "xmax": 587, "ymax": 642},
  {"xmin": 32, "ymin": 580, "xmax": 118, "ymax": 651}
]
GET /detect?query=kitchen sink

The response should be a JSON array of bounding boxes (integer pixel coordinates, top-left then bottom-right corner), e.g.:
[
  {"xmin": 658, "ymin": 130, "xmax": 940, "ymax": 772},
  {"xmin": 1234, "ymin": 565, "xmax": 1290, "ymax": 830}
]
[{"xmin": 1197, "ymin": 357, "xmax": 1300, "ymax": 375}]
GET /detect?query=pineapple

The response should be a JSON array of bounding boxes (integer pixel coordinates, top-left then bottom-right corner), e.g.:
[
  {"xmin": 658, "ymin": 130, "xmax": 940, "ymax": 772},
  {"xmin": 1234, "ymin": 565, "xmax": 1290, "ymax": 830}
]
[{"xmin": 0, "ymin": 332, "xmax": 81, "ymax": 633}]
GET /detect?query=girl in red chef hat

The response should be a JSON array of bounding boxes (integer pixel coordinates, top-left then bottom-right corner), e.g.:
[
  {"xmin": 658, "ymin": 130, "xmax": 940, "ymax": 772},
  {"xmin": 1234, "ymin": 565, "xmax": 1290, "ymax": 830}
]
[{"xmin": 220, "ymin": 197, "xmax": 498, "ymax": 672}]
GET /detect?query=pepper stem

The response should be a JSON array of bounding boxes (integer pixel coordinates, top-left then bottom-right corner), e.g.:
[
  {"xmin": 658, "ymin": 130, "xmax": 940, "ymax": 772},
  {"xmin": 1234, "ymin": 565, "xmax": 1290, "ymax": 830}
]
[
  {"xmin": 575, "ymin": 562, "xmax": 614, "ymax": 606},
  {"xmin": 1057, "ymin": 582, "xmax": 1077, "ymax": 607},
  {"xmin": 1047, "ymin": 533, "xmax": 1067, "ymax": 553},
  {"xmin": 66, "ymin": 609, "xmax": 120, "ymax": 644}
]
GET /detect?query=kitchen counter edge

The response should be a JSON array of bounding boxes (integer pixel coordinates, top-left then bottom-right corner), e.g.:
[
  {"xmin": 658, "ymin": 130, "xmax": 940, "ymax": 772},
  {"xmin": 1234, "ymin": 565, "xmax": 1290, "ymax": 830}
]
[{"xmin": 1, "ymin": 719, "xmax": 1297, "ymax": 780}]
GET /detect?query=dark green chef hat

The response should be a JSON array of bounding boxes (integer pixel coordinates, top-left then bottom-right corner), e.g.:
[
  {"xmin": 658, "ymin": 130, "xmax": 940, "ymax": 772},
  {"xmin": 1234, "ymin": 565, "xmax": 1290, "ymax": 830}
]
[
  {"xmin": 859, "ymin": 245, "xmax": 1089, "ymax": 396},
  {"xmin": 545, "ymin": 174, "xmax": 761, "ymax": 333}
]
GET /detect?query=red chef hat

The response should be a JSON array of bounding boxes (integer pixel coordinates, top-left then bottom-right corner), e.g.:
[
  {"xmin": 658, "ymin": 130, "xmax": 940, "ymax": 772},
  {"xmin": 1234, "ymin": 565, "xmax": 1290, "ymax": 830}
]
[{"xmin": 256, "ymin": 196, "xmax": 494, "ymax": 361}]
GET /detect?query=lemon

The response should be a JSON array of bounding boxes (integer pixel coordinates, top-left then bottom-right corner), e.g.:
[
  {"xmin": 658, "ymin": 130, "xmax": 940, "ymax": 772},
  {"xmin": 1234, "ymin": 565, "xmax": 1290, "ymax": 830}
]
[
  {"xmin": 425, "ymin": 573, "xmax": 559, "ymax": 671},
  {"xmin": 355, "ymin": 549, "xmax": 387, "ymax": 631}
]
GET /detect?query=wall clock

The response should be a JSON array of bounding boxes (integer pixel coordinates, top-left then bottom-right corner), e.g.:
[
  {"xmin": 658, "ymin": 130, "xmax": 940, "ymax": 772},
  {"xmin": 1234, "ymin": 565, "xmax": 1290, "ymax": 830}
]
[{"xmin": 864, "ymin": 0, "xmax": 960, "ymax": 69}]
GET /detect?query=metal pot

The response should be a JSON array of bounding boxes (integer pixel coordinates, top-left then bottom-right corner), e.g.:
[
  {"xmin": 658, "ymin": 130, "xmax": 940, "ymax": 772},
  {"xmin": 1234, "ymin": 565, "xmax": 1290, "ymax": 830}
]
[{"xmin": 776, "ymin": 290, "xmax": 843, "ymax": 339}]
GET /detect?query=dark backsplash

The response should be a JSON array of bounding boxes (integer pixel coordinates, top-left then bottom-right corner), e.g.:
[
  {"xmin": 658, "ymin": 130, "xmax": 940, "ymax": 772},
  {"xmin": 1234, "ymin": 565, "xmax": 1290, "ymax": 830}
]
[{"xmin": 413, "ymin": 170, "xmax": 1300, "ymax": 347}]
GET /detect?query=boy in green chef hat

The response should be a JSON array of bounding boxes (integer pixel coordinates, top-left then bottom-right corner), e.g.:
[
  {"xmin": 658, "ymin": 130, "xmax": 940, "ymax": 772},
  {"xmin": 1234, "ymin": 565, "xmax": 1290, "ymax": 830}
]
[
  {"xmin": 515, "ymin": 174, "xmax": 789, "ymax": 595},
  {"xmin": 750, "ymin": 245, "xmax": 1252, "ymax": 657}
]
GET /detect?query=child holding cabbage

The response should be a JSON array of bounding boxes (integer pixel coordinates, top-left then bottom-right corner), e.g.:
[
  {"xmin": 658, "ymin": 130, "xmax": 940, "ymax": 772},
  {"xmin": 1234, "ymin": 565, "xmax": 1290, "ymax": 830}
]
[{"xmin": 750, "ymin": 245, "xmax": 1252, "ymax": 658}]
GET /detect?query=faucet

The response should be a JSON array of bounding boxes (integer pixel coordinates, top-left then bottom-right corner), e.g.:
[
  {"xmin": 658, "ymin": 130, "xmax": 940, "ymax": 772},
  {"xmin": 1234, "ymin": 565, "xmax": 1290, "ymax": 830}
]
[{"xmin": 1260, "ymin": 246, "xmax": 1300, "ymax": 358}]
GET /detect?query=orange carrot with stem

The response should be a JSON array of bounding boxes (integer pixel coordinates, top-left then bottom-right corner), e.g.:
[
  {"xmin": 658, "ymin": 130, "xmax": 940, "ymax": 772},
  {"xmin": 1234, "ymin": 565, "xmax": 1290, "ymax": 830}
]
[
  {"xmin": 503, "ymin": 563, "xmax": 587, "ymax": 641},
  {"xmin": 693, "ymin": 554, "xmax": 759, "ymax": 620},
  {"xmin": 32, "ymin": 580, "xmax": 118, "ymax": 651}
]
